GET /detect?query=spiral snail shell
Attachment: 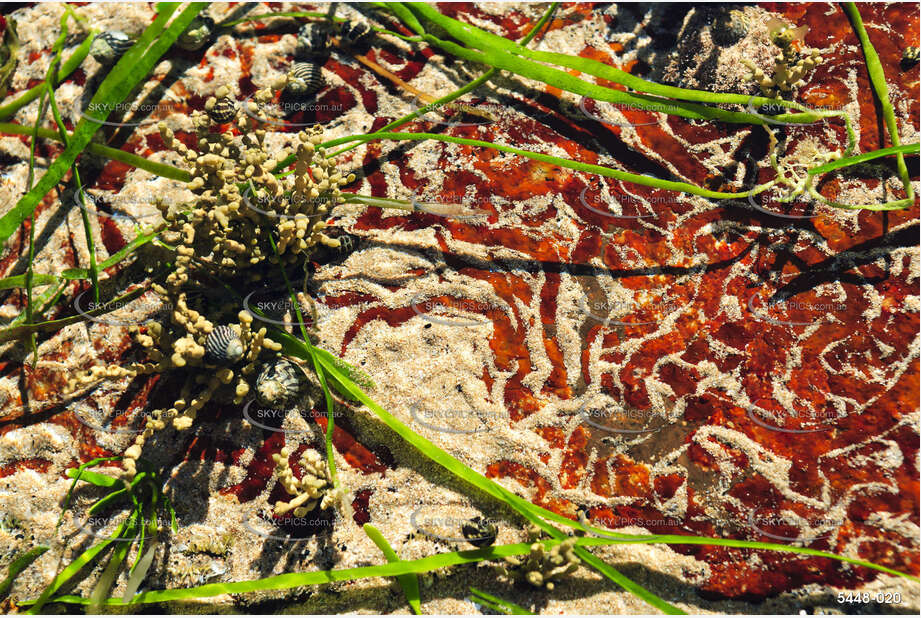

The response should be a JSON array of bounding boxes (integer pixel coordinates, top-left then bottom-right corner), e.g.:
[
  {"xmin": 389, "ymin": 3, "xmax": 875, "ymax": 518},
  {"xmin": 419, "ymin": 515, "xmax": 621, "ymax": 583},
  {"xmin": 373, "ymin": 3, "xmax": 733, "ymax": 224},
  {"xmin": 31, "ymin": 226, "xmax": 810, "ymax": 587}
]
[
  {"xmin": 256, "ymin": 358, "xmax": 307, "ymax": 408},
  {"xmin": 204, "ymin": 325, "xmax": 244, "ymax": 364},
  {"xmin": 90, "ymin": 31, "xmax": 134, "ymax": 64},
  {"xmin": 285, "ymin": 62, "xmax": 325, "ymax": 98},
  {"xmin": 206, "ymin": 96, "xmax": 236, "ymax": 123},
  {"xmin": 339, "ymin": 21, "xmax": 371, "ymax": 48}
]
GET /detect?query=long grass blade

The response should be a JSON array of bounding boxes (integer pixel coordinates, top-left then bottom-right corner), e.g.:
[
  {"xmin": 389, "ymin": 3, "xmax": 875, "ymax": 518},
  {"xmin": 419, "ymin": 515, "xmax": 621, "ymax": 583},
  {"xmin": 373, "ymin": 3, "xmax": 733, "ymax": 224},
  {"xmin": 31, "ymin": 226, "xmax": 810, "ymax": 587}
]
[
  {"xmin": 27, "ymin": 537, "xmax": 622, "ymax": 606},
  {"xmin": 28, "ymin": 516, "xmax": 132, "ymax": 614},
  {"xmin": 123, "ymin": 543, "xmax": 157, "ymax": 602},
  {"xmin": 842, "ymin": 2, "xmax": 913, "ymax": 200},
  {"xmin": 809, "ymin": 143, "xmax": 919, "ymax": 175},
  {"xmin": 322, "ymin": 132, "xmax": 774, "ymax": 199},
  {"xmin": 0, "ymin": 3, "xmax": 206, "ymax": 245},
  {"xmin": 468, "ymin": 587, "xmax": 533, "ymax": 615},
  {"xmin": 363, "ymin": 524, "xmax": 422, "ymax": 614},
  {"xmin": 0, "ymin": 122, "xmax": 189, "ymax": 181},
  {"xmin": 88, "ymin": 512, "xmax": 138, "ymax": 613},
  {"xmin": 0, "ymin": 546, "xmax": 50, "ymax": 600}
]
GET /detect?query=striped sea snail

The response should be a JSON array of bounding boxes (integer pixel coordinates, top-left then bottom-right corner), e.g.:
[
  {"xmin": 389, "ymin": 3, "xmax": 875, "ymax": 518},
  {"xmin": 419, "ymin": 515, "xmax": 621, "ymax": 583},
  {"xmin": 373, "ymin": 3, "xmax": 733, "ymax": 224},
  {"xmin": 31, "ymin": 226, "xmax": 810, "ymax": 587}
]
[
  {"xmin": 90, "ymin": 31, "xmax": 134, "ymax": 64},
  {"xmin": 204, "ymin": 325, "xmax": 244, "ymax": 365},
  {"xmin": 256, "ymin": 358, "xmax": 308, "ymax": 408},
  {"xmin": 339, "ymin": 21, "xmax": 371, "ymax": 48},
  {"xmin": 285, "ymin": 62, "xmax": 325, "ymax": 98},
  {"xmin": 206, "ymin": 96, "xmax": 236, "ymax": 123}
]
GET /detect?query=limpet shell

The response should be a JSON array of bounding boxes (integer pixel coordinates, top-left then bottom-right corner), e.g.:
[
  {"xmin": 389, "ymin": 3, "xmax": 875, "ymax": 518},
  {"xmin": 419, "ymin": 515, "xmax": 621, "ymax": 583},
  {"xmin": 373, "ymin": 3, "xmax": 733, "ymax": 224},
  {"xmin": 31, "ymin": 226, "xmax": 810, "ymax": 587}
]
[{"xmin": 90, "ymin": 31, "xmax": 134, "ymax": 64}]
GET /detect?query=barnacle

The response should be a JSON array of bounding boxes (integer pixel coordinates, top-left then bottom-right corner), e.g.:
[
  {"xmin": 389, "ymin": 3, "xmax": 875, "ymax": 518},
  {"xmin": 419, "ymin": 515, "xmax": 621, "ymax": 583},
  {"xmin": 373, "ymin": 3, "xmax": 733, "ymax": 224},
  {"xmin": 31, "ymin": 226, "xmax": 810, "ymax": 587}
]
[
  {"xmin": 498, "ymin": 525, "xmax": 580, "ymax": 590},
  {"xmin": 271, "ymin": 446, "xmax": 341, "ymax": 517}
]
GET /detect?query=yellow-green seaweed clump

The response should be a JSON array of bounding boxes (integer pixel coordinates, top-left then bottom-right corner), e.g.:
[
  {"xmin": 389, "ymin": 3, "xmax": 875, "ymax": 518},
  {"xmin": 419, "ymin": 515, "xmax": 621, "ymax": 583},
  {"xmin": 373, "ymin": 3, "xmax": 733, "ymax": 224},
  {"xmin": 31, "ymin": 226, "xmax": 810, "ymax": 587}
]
[
  {"xmin": 743, "ymin": 17, "xmax": 823, "ymax": 97},
  {"xmin": 271, "ymin": 446, "xmax": 342, "ymax": 517},
  {"xmin": 499, "ymin": 525, "xmax": 580, "ymax": 590}
]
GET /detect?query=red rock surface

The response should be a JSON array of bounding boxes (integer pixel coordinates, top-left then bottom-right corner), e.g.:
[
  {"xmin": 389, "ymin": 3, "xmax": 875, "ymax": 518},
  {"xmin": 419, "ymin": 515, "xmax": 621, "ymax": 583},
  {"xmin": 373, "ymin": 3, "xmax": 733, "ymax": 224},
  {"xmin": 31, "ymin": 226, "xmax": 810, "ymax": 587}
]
[{"xmin": 0, "ymin": 2, "xmax": 917, "ymax": 606}]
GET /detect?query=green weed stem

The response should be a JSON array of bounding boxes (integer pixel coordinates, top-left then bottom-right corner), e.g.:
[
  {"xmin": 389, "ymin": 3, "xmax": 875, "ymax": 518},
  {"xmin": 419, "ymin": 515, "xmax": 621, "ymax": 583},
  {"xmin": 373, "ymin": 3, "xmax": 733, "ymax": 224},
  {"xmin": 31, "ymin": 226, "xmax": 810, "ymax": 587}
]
[
  {"xmin": 324, "ymin": 131, "xmax": 777, "ymax": 199},
  {"xmin": 0, "ymin": 121, "xmax": 190, "ymax": 181},
  {"xmin": 842, "ymin": 2, "xmax": 913, "ymax": 201},
  {"xmin": 0, "ymin": 33, "xmax": 95, "ymax": 120},
  {"xmin": 328, "ymin": 2, "xmax": 558, "ymax": 159}
]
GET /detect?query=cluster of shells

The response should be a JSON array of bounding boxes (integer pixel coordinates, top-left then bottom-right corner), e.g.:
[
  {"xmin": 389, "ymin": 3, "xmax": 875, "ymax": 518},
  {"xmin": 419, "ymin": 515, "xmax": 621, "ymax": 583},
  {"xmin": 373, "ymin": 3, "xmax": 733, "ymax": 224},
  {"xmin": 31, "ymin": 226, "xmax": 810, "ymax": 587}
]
[{"xmin": 67, "ymin": 77, "xmax": 351, "ymax": 493}]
